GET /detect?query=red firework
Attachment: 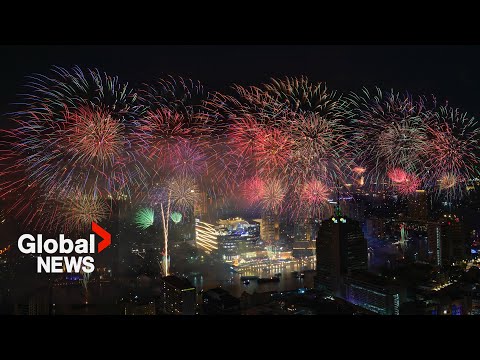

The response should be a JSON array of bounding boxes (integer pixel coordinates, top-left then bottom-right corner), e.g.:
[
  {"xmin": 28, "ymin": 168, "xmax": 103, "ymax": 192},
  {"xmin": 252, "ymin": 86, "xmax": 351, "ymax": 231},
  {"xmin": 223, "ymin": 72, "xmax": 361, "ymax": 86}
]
[
  {"xmin": 241, "ymin": 176, "xmax": 265, "ymax": 206},
  {"xmin": 229, "ymin": 115, "xmax": 261, "ymax": 158},
  {"xmin": 352, "ymin": 166, "xmax": 366, "ymax": 175},
  {"xmin": 300, "ymin": 180, "xmax": 330, "ymax": 207},
  {"xmin": 135, "ymin": 108, "xmax": 194, "ymax": 160},
  {"xmin": 260, "ymin": 177, "xmax": 286, "ymax": 211},
  {"xmin": 65, "ymin": 106, "xmax": 125, "ymax": 165},
  {"xmin": 395, "ymin": 174, "xmax": 421, "ymax": 195},
  {"xmin": 388, "ymin": 168, "xmax": 408, "ymax": 183},
  {"xmin": 254, "ymin": 127, "xmax": 293, "ymax": 174}
]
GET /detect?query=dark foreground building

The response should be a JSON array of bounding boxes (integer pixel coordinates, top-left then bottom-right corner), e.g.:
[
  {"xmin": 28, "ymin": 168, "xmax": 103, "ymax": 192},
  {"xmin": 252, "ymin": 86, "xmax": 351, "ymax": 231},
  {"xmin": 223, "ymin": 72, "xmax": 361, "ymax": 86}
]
[
  {"xmin": 315, "ymin": 211, "xmax": 367, "ymax": 297},
  {"xmin": 157, "ymin": 275, "xmax": 196, "ymax": 315},
  {"xmin": 202, "ymin": 287, "xmax": 240, "ymax": 314}
]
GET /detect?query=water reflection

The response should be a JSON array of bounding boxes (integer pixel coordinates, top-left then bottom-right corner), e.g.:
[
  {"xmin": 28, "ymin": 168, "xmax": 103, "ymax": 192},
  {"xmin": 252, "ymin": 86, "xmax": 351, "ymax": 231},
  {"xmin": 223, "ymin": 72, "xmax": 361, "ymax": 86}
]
[{"xmin": 188, "ymin": 257, "xmax": 316, "ymax": 297}]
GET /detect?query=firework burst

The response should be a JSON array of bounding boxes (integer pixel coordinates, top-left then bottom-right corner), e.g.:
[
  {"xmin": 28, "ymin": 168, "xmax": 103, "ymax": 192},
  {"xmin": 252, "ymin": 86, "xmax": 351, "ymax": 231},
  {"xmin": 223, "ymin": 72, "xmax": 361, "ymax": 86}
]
[
  {"xmin": 347, "ymin": 88, "xmax": 431, "ymax": 184},
  {"xmin": 297, "ymin": 179, "xmax": 331, "ymax": 219},
  {"xmin": 166, "ymin": 176, "xmax": 199, "ymax": 213},
  {"xmin": 62, "ymin": 192, "xmax": 110, "ymax": 232},
  {"xmin": 287, "ymin": 110, "xmax": 351, "ymax": 186},
  {"xmin": 135, "ymin": 207, "xmax": 155, "ymax": 230},
  {"xmin": 388, "ymin": 168, "xmax": 408, "ymax": 183},
  {"xmin": 426, "ymin": 106, "xmax": 480, "ymax": 198},
  {"xmin": 170, "ymin": 211, "xmax": 182, "ymax": 224},
  {"xmin": 254, "ymin": 127, "xmax": 293, "ymax": 175},
  {"xmin": 264, "ymin": 76, "xmax": 340, "ymax": 114},
  {"xmin": 394, "ymin": 174, "xmax": 421, "ymax": 195},
  {"xmin": 259, "ymin": 177, "xmax": 286, "ymax": 212},
  {"xmin": 241, "ymin": 176, "xmax": 265, "ymax": 207},
  {"xmin": 0, "ymin": 66, "xmax": 146, "ymax": 231}
]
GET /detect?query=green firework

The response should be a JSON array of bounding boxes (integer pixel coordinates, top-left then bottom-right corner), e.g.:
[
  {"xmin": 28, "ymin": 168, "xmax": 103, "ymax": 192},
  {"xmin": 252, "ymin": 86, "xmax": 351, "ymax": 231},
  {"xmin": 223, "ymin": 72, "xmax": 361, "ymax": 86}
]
[
  {"xmin": 170, "ymin": 211, "xmax": 182, "ymax": 224},
  {"xmin": 135, "ymin": 208, "xmax": 155, "ymax": 230}
]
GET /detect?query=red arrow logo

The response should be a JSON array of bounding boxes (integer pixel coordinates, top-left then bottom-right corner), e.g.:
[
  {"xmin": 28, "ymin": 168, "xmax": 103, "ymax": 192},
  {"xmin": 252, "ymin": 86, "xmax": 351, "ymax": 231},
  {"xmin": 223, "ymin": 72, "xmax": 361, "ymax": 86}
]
[{"xmin": 92, "ymin": 221, "xmax": 111, "ymax": 253}]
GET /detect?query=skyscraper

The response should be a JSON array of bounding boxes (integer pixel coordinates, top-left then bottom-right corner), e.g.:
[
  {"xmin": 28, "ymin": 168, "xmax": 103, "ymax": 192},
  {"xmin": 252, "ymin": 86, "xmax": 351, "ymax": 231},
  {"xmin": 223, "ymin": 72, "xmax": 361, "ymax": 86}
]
[
  {"xmin": 315, "ymin": 208, "xmax": 367, "ymax": 297},
  {"xmin": 156, "ymin": 275, "xmax": 196, "ymax": 315},
  {"xmin": 293, "ymin": 218, "xmax": 316, "ymax": 258},
  {"xmin": 260, "ymin": 210, "xmax": 279, "ymax": 245},
  {"xmin": 427, "ymin": 214, "xmax": 466, "ymax": 266},
  {"xmin": 408, "ymin": 190, "xmax": 428, "ymax": 222}
]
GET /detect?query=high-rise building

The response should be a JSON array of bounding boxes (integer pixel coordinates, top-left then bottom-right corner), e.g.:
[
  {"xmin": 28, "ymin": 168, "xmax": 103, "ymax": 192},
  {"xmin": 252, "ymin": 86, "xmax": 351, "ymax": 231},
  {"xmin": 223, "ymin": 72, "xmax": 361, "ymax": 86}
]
[
  {"xmin": 260, "ymin": 211, "xmax": 279, "ymax": 245},
  {"xmin": 365, "ymin": 217, "xmax": 385, "ymax": 238},
  {"xmin": 292, "ymin": 218, "xmax": 316, "ymax": 258},
  {"xmin": 340, "ymin": 197, "xmax": 366, "ymax": 223},
  {"xmin": 156, "ymin": 275, "xmax": 196, "ymax": 315},
  {"xmin": 315, "ymin": 210, "xmax": 367, "ymax": 297},
  {"xmin": 124, "ymin": 302, "xmax": 156, "ymax": 315},
  {"xmin": 470, "ymin": 290, "xmax": 480, "ymax": 315},
  {"xmin": 408, "ymin": 190, "xmax": 428, "ymax": 222},
  {"xmin": 427, "ymin": 214, "xmax": 466, "ymax": 267}
]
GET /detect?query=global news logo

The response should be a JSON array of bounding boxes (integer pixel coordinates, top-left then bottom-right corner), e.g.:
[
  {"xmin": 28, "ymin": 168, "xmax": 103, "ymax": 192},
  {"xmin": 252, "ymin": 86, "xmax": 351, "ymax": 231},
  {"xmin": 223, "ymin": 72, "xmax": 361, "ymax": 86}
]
[{"xmin": 17, "ymin": 221, "xmax": 111, "ymax": 274}]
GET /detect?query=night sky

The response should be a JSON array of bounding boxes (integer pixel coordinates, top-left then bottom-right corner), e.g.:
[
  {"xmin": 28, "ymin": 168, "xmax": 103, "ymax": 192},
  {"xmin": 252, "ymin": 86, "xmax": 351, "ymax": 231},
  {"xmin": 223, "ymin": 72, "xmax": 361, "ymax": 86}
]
[{"xmin": 2, "ymin": 45, "xmax": 480, "ymax": 119}]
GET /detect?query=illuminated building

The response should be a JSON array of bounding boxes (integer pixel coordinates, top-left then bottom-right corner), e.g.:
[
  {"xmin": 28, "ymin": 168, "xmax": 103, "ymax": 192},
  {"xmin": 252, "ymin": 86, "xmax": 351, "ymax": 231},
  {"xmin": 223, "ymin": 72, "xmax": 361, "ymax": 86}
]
[
  {"xmin": 427, "ymin": 214, "xmax": 466, "ymax": 267},
  {"xmin": 195, "ymin": 219, "xmax": 219, "ymax": 253},
  {"xmin": 195, "ymin": 218, "xmax": 259, "ymax": 261},
  {"xmin": 157, "ymin": 275, "xmax": 196, "ymax": 315},
  {"xmin": 294, "ymin": 218, "xmax": 315, "ymax": 242},
  {"xmin": 315, "ymin": 208, "xmax": 367, "ymax": 297},
  {"xmin": 293, "ymin": 218, "xmax": 316, "ymax": 258},
  {"xmin": 344, "ymin": 273, "xmax": 402, "ymax": 315},
  {"xmin": 260, "ymin": 211, "xmax": 280, "ymax": 245},
  {"xmin": 216, "ymin": 218, "xmax": 259, "ymax": 262},
  {"xmin": 408, "ymin": 190, "xmax": 428, "ymax": 222}
]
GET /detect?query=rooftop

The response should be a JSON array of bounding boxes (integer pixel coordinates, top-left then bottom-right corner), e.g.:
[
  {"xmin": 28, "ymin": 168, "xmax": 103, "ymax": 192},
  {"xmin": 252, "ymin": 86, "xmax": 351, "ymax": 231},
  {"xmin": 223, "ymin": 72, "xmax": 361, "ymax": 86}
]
[{"xmin": 162, "ymin": 275, "xmax": 195, "ymax": 291}]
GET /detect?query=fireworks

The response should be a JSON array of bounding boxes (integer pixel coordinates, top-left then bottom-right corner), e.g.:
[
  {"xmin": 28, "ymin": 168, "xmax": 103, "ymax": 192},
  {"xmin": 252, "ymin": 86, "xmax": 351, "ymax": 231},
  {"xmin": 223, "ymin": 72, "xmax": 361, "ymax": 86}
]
[
  {"xmin": 388, "ymin": 168, "xmax": 408, "ymax": 184},
  {"xmin": 135, "ymin": 208, "xmax": 155, "ymax": 230},
  {"xmin": 264, "ymin": 76, "xmax": 339, "ymax": 113},
  {"xmin": 287, "ymin": 110, "xmax": 351, "ymax": 186},
  {"xmin": 64, "ymin": 107, "xmax": 125, "ymax": 165},
  {"xmin": 439, "ymin": 173, "xmax": 457, "ymax": 191},
  {"xmin": 426, "ymin": 106, "xmax": 480, "ymax": 197},
  {"xmin": 353, "ymin": 167, "xmax": 366, "ymax": 175},
  {"xmin": 347, "ymin": 88, "xmax": 430, "ymax": 184},
  {"xmin": 170, "ymin": 211, "xmax": 182, "ymax": 224},
  {"xmin": 62, "ymin": 192, "xmax": 110, "ymax": 232},
  {"xmin": 299, "ymin": 179, "xmax": 330, "ymax": 219},
  {"xmin": 254, "ymin": 127, "xmax": 293, "ymax": 175},
  {"xmin": 241, "ymin": 176, "xmax": 265, "ymax": 207},
  {"xmin": 166, "ymin": 176, "xmax": 198, "ymax": 212},
  {"xmin": 4, "ymin": 66, "xmax": 480, "ymax": 234},
  {"xmin": 259, "ymin": 177, "xmax": 286, "ymax": 212},
  {"xmin": 1, "ymin": 66, "xmax": 146, "ymax": 231},
  {"xmin": 395, "ymin": 174, "xmax": 421, "ymax": 195}
]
